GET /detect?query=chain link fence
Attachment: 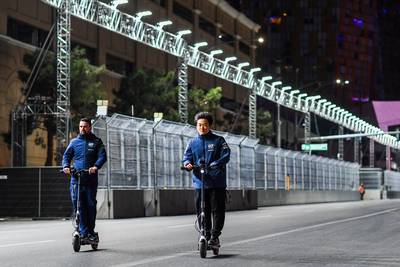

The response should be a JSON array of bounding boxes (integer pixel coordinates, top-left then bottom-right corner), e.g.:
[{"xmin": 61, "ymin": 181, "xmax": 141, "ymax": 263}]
[{"xmin": 93, "ymin": 114, "xmax": 359, "ymax": 190}]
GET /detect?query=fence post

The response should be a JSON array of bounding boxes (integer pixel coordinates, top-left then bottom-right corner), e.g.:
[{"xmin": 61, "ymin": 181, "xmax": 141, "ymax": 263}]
[
  {"xmin": 264, "ymin": 151, "xmax": 267, "ymax": 190},
  {"xmin": 106, "ymin": 120, "xmax": 111, "ymax": 219},
  {"xmin": 38, "ymin": 167, "xmax": 41, "ymax": 218},
  {"xmin": 136, "ymin": 130, "xmax": 141, "ymax": 188}
]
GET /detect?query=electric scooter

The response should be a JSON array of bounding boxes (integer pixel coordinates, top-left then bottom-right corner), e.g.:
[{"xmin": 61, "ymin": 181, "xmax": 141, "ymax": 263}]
[
  {"xmin": 181, "ymin": 160, "xmax": 219, "ymax": 258},
  {"xmin": 62, "ymin": 168, "xmax": 99, "ymax": 252}
]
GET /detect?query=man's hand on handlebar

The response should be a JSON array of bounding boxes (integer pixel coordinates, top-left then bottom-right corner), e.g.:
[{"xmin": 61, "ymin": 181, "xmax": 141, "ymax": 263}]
[
  {"xmin": 63, "ymin": 167, "xmax": 96, "ymax": 175},
  {"xmin": 89, "ymin": 166, "xmax": 98, "ymax": 174},
  {"xmin": 184, "ymin": 163, "xmax": 194, "ymax": 171},
  {"xmin": 63, "ymin": 167, "xmax": 71, "ymax": 175}
]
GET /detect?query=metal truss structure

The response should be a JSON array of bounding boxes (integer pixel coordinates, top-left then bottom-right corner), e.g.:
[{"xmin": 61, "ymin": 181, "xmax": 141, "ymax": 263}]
[
  {"xmin": 338, "ymin": 126, "xmax": 344, "ymax": 160},
  {"xmin": 11, "ymin": 100, "xmax": 57, "ymax": 166},
  {"xmin": 41, "ymin": 0, "xmax": 400, "ymax": 150},
  {"xmin": 178, "ymin": 47, "xmax": 189, "ymax": 124},
  {"xmin": 55, "ymin": 0, "xmax": 71, "ymax": 160}
]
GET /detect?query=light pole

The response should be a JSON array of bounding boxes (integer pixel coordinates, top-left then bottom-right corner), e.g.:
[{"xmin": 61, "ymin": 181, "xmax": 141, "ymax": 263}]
[
  {"xmin": 176, "ymin": 29, "xmax": 192, "ymax": 123},
  {"xmin": 270, "ymin": 81, "xmax": 282, "ymax": 148},
  {"xmin": 248, "ymin": 67, "xmax": 261, "ymax": 138}
]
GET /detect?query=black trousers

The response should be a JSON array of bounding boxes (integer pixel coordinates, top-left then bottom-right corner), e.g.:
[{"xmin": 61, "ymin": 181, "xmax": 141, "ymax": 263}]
[{"xmin": 195, "ymin": 188, "xmax": 226, "ymax": 239}]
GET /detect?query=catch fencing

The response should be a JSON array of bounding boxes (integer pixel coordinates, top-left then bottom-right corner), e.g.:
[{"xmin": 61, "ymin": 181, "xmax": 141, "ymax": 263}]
[
  {"xmin": 93, "ymin": 114, "xmax": 359, "ymax": 190},
  {"xmin": 384, "ymin": 170, "xmax": 400, "ymax": 191}
]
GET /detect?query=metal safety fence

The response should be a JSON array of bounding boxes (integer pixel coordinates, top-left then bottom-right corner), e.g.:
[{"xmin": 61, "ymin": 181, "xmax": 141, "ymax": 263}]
[
  {"xmin": 384, "ymin": 170, "xmax": 400, "ymax": 191},
  {"xmin": 93, "ymin": 114, "xmax": 359, "ymax": 190}
]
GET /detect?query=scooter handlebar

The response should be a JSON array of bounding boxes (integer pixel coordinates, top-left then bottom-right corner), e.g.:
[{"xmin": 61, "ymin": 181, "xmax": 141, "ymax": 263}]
[
  {"xmin": 181, "ymin": 165, "xmax": 199, "ymax": 171},
  {"xmin": 60, "ymin": 167, "xmax": 89, "ymax": 176},
  {"xmin": 181, "ymin": 163, "xmax": 220, "ymax": 172}
]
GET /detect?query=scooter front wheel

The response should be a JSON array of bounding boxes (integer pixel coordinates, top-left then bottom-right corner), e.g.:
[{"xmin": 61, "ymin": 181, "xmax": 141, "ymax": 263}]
[
  {"xmin": 72, "ymin": 236, "xmax": 81, "ymax": 252},
  {"xmin": 199, "ymin": 239, "xmax": 207, "ymax": 258}
]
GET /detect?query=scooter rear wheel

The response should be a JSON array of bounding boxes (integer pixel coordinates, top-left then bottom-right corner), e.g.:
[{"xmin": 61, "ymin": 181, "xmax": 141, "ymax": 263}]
[
  {"xmin": 199, "ymin": 239, "xmax": 207, "ymax": 258},
  {"xmin": 212, "ymin": 247, "xmax": 219, "ymax": 256},
  {"xmin": 91, "ymin": 233, "xmax": 99, "ymax": 250},
  {"xmin": 72, "ymin": 236, "xmax": 81, "ymax": 252}
]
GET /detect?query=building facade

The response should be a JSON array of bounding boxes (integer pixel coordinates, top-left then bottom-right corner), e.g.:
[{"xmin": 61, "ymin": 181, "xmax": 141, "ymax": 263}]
[
  {"xmin": 0, "ymin": 0, "xmax": 260, "ymax": 166},
  {"xmin": 228, "ymin": 0, "xmax": 397, "ymax": 166}
]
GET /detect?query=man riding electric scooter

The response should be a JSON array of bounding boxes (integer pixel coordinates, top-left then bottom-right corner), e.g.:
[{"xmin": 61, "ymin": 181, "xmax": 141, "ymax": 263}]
[
  {"xmin": 183, "ymin": 112, "xmax": 230, "ymax": 253},
  {"xmin": 63, "ymin": 118, "xmax": 107, "ymax": 247}
]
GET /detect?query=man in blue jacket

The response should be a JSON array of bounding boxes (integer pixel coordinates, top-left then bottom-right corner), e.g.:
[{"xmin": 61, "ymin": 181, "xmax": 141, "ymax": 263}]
[
  {"xmin": 63, "ymin": 118, "xmax": 107, "ymax": 242},
  {"xmin": 183, "ymin": 112, "xmax": 230, "ymax": 248}
]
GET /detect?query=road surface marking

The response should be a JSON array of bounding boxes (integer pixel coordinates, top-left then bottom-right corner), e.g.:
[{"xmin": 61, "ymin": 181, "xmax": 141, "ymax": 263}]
[
  {"xmin": 256, "ymin": 214, "xmax": 273, "ymax": 218},
  {"xmin": 226, "ymin": 207, "xmax": 399, "ymax": 247},
  {"xmin": 0, "ymin": 240, "xmax": 55, "ymax": 248},
  {"xmin": 167, "ymin": 223, "xmax": 193, "ymax": 229},
  {"xmin": 112, "ymin": 207, "xmax": 399, "ymax": 267},
  {"xmin": 112, "ymin": 252, "xmax": 192, "ymax": 267}
]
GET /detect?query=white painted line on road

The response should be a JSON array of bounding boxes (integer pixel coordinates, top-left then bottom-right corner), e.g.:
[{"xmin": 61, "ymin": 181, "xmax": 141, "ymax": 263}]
[
  {"xmin": 256, "ymin": 214, "xmax": 273, "ymax": 218},
  {"xmin": 225, "ymin": 207, "xmax": 400, "ymax": 247},
  {"xmin": 111, "ymin": 207, "xmax": 400, "ymax": 266},
  {"xmin": 0, "ymin": 240, "xmax": 55, "ymax": 249},
  {"xmin": 111, "ymin": 252, "xmax": 192, "ymax": 267},
  {"xmin": 167, "ymin": 223, "xmax": 193, "ymax": 229}
]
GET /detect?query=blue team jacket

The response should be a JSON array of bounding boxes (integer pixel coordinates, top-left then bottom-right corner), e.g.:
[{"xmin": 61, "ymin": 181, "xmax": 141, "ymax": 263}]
[
  {"xmin": 62, "ymin": 132, "xmax": 107, "ymax": 186},
  {"xmin": 182, "ymin": 131, "xmax": 230, "ymax": 189}
]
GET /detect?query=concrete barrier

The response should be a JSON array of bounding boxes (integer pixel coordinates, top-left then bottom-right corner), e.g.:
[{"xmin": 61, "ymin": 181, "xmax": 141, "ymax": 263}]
[
  {"xmin": 98, "ymin": 188, "xmax": 258, "ymax": 218},
  {"xmin": 226, "ymin": 189, "xmax": 257, "ymax": 211},
  {"xmin": 257, "ymin": 189, "xmax": 360, "ymax": 206},
  {"xmin": 386, "ymin": 191, "xmax": 400, "ymax": 199},
  {"xmin": 364, "ymin": 189, "xmax": 383, "ymax": 200},
  {"xmin": 97, "ymin": 189, "xmax": 145, "ymax": 219}
]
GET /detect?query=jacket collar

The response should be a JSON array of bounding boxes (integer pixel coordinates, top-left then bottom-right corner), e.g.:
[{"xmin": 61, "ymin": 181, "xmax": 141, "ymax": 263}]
[
  {"xmin": 198, "ymin": 131, "xmax": 213, "ymax": 139},
  {"xmin": 78, "ymin": 132, "xmax": 94, "ymax": 139}
]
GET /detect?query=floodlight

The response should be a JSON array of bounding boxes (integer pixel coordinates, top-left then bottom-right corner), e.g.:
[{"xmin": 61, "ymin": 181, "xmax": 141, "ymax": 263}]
[
  {"xmin": 237, "ymin": 62, "xmax": 250, "ymax": 69},
  {"xmin": 249, "ymin": 67, "xmax": 261, "ymax": 75},
  {"xmin": 261, "ymin": 76, "xmax": 272, "ymax": 83},
  {"xmin": 136, "ymin": 11, "xmax": 152, "ymax": 20},
  {"xmin": 209, "ymin": 49, "xmax": 223, "ymax": 57},
  {"xmin": 224, "ymin": 56, "xmax": 237, "ymax": 62},
  {"xmin": 296, "ymin": 93, "xmax": 307, "ymax": 109},
  {"xmin": 112, "ymin": 0, "xmax": 128, "ymax": 8},
  {"xmin": 271, "ymin": 81, "xmax": 282, "ymax": 87},
  {"xmin": 156, "ymin": 20, "xmax": 172, "ymax": 29},
  {"xmin": 193, "ymin": 42, "xmax": 208, "ymax": 49},
  {"xmin": 281, "ymin": 86, "xmax": 292, "ymax": 92},
  {"xmin": 176, "ymin": 30, "xmax": 191, "ymax": 38}
]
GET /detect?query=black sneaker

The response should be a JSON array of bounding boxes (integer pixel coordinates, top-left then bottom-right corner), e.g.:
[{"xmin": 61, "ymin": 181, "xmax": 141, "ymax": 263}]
[{"xmin": 208, "ymin": 237, "xmax": 220, "ymax": 248}]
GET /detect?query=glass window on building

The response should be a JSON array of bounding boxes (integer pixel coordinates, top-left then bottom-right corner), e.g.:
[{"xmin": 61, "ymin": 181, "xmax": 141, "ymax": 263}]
[
  {"xmin": 199, "ymin": 17, "xmax": 216, "ymax": 37},
  {"xmin": 106, "ymin": 53, "xmax": 134, "ymax": 75},
  {"xmin": 7, "ymin": 17, "xmax": 49, "ymax": 48},
  {"xmin": 239, "ymin": 41, "xmax": 250, "ymax": 55},
  {"xmin": 151, "ymin": 0, "xmax": 166, "ymax": 7},
  {"xmin": 219, "ymin": 31, "xmax": 235, "ymax": 47},
  {"xmin": 72, "ymin": 42, "xmax": 97, "ymax": 66},
  {"xmin": 173, "ymin": 1, "xmax": 193, "ymax": 23}
]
